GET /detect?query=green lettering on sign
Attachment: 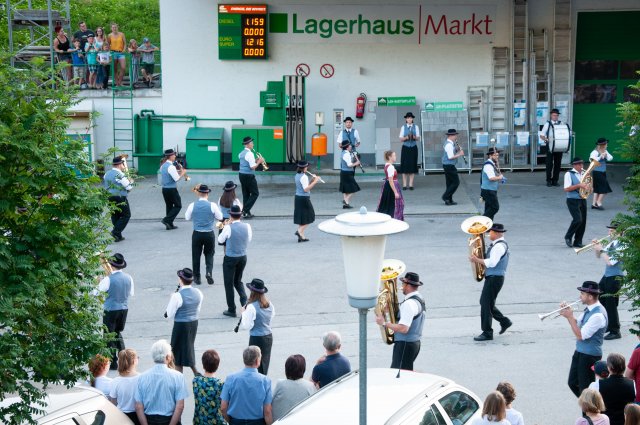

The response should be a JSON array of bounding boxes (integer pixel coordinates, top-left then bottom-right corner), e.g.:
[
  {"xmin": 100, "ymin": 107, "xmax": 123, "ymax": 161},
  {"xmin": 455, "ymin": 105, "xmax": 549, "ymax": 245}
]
[
  {"xmin": 377, "ymin": 96, "xmax": 416, "ymax": 106},
  {"xmin": 424, "ymin": 101, "xmax": 464, "ymax": 111}
]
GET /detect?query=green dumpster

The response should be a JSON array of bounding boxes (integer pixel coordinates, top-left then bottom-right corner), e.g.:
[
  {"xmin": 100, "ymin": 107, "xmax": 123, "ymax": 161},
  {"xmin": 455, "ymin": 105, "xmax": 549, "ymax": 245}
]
[{"xmin": 186, "ymin": 127, "xmax": 223, "ymax": 169}]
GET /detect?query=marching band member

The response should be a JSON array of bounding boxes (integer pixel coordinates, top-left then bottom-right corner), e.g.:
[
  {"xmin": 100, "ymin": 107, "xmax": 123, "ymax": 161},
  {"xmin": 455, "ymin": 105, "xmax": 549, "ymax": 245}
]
[
  {"xmin": 594, "ymin": 221, "xmax": 624, "ymax": 340},
  {"xmin": 540, "ymin": 108, "xmax": 567, "ymax": 187},
  {"xmin": 339, "ymin": 140, "xmax": 361, "ymax": 209},
  {"xmin": 238, "ymin": 136, "xmax": 264, "ymax": 219},
  {"xmin": 185, "ymin": 184, "xmax": 223, "ymax": 285},
  {"xmin": 376, "ymin": 150, "xmax": 404, "ymax": 220},
  {"xmin": 294, "ymin": 160, "xmax": 320, "ymax": 242},
  {"xmin": 564, "ymin": 157, "xmax": 589, "ymax": 248},
  {"xmin": 335, "ymin": 116, "xmax": 360, "ymax": 150},
  {"xmin": 103, "ymin": 156, "xmax": 133, "ymax": 242},
  {"xmin": 399, "ymin": 112, "xmax": 420, "ymax": 190},
  {"xmin": 590, "ymin": 138, "xmax": 614, "ymax": 210},
  {"xmin": 238, "ymin": 279, "xmax": 275, "ymax": 375},
  {"xmin": 160, "ymin": 148, "xmax": 187, "ymax": 230},
  {"xmin": 442, "ymin": 129, "xmax": 465, "ymax": 205},
  {"xmin": 481, "ymin": 148, "xmax": 505, "ymax": 220},
  {"xmin": 218, "ymin": 205, "xmax": 251, "ymax": 318},
  {"xmin": 218, "ymin": 181, "xmax": 243, "ymax": 252}
]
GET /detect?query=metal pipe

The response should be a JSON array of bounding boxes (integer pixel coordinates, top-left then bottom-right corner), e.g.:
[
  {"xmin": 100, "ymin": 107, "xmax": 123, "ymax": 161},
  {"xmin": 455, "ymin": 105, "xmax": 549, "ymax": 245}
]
[{"xmin": 359, "ymin": 308, "xmax": 367, "ymax": 425}]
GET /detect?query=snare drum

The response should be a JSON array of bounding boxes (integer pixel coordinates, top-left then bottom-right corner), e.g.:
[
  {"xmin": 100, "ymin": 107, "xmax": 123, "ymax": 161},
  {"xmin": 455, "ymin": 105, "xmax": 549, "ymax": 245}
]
[{"xmin": 549, "ymin": 123, "xmax": 571, "ymax": 153}]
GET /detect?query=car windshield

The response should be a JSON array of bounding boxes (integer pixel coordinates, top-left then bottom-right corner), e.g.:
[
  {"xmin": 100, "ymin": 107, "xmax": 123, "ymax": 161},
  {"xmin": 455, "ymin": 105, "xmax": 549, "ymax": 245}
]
[{"xmin": 438, "ymin": 391, "xmax": 479, "ymax": 424}]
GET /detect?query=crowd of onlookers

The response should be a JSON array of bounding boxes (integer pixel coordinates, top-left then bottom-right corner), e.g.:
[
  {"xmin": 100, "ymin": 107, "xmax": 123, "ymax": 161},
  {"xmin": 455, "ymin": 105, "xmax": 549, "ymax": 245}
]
[{"xmin": 52, "ymin": 21, "xmax": 159, "ymax": 89}]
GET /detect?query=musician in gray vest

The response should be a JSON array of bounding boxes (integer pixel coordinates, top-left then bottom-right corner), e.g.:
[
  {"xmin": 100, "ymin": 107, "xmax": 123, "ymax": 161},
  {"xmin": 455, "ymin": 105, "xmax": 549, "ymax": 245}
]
[
  {"xmin": 540, "ymin": 108, "xmax": 567, "ymax": 187},
  {"xmin": 218, "ymin": 205, "xmax": 251, "ymax": 317},
  {"xmin": 564, "ymin": 157, "xmax": 589, "ymax": 248},
  {"xmin": 376, "ymin": 272, "xmax": 425, "ymax": 371},
  {"xmin": 339, "ymin": 140, "xmax": 361, "ymax": 209},
  {"xmin": 160, "ymin": 149, "xmax": 187, "ymax": 230},
  {"xmin": 238, "ymin": 279, "xmax": 275, "ymax": 375},
  {"xmin": 185, "ymin": 184, "xmax": 223, "ymax": 285},
  {"xmin": 480, "ymin": 148, "xmax": 505, "ymax": 220},
  {"xmin": 442, "ymin": 129, "xmax": 465, "ymax": 205},
  {"xmin": 238, "ymin": 137, "xmax": 265, "ymax": 219},
  {"xmin": 103, "ymin": 156, "xmax": 133, "ymax": 242},
  {"xmin": 98, "ymin": 253, "xmax": 134, "ymax": 369},
  {"xmin": 469, "ymin": 223, "xmax": 512, "ymax": 342},
  {"xmin": 399, "ymin": 112, "xmax": 420, "ymax": 190},
  {"xmin": 335, "ymin": 116, "xmax": 360, "ymax": 149},
  {"xmin": 165, "ymin": 267, "xmax": 204, "ymax": 375},
  {"xmin": 594, "ymin": 221, "xmax": 624, "ymax": 340},
  {"xmin": 559, "ymin": 281, "xmax": 608, "ymax": 397}
]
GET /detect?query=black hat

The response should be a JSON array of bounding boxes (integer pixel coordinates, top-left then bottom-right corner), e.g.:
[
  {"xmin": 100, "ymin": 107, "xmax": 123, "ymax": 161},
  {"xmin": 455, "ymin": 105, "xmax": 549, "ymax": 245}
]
[
  {"xmin": 571, "ymin": 157, "xmax": 584, "ymax": 164},
  {"xmin": 246, "ymin": 278, "xmax": 268, "ymax": 293},
  {"xmin": 164, "ymin": 148, "xmax": 176, "ymax": 157},
  {"xmin": 607, "ymin": 220, "xmax": 619, "ymax": 229},
  {"xmin": 223, "ymin": 181, "xmax": 237, "ymax": 191},
  {"xmin": 108, "ymin": 253, "xmax": 127, "ymax": 268},
  {"xmin": 577, "ymin": 280, "xmax": 603, "ymax": 295},
  {"xmin": 487, "ymin": 147, "xmax": 501, "ymax": 156},
  {"xmin": 400, "ymin": 272, "xmax": 423, "ymax": 286},
  {"xmin": 404, "ymin": 112, "xmax": 415, "ymax": 119},
  {"xmin": 596, "ymin": 137, "xmax": 609, "ymax": 145},
  {"xmin": 446, "ymin": 129, "xmax": 459, "ymax": 135},
  {"xmin": 229, "ymin": 205, "xmax": 242, "ymax": 217},
  {"xmin": 177, "ymin": 267, "xmax": 194, "ymax": 283},
  {"xmin": 112, "ymin": 156, "xmax": 124, "ymax": 165},
  {"xmin": 340, "ymin": 140, "xmax": 351, "ymax": 149},
  {"xmin": 242, "ymin": 136, "xmax": 254, "ymax": 145},
  {"xmin": 551, "ymin": 108, "xmax": 560, "ymax": 115},
  {"xmin": 296, "ymin": 160, "xmax": 309, "ymax": 168},
  {"xmin": 343, "ymin": 116, "xmax": 354, "ymax": 123},
  {"xmin": 489, "ymin": 223, "xmax": 507, "ymax": 232},
  {"xmin": 196, "ymin": 184, "xmax": 211, "ymax": 193}
]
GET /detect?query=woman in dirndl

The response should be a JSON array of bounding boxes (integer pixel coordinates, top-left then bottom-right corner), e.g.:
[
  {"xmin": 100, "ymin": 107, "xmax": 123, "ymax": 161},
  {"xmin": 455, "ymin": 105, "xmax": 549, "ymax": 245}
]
[
  {"xmin": 165, "ymin": 267, "xmax": 204, "ymax": 376},
  {"xmin": 377, "ymin": 150, "xmax": 404, "ymax": 220},
  {"xmin": 399, "ymin": 112, "xmax": 420, "ymax": 190},
  {"xmin": 294, "ymin": 161, "xmax": 321, "ymax": 242},
  {"xmin": 589, "ymin": 137, "xmax": 613, "ymax": 210},
  {"xmin": 339, "ymin": 140, "xmax": 361, "ymax": 209}
]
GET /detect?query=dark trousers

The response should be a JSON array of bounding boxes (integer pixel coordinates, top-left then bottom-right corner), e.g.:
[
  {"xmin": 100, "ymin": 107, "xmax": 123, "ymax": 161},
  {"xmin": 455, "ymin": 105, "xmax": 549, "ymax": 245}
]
[
  {"xmin": 442, "ymin": 164, "xmax": 460, "ymax": 201},
  {"xmin": 481, "ymin": 189, "xmax": 499, "ymax": 220},
  {"xmin": 546, "ymin": 151, "xmax": 563, "ymax": 184},
  {"xmin": 162, "ymin": 187, "xmax": 182, "ymax": 225},
  {"xmin": 101, "ymin": 64, "xmax": 110, "ymax": 89},
  {"xmin": 565, "ymin": 198, "xmax": 587, "ymax": 245},
  {"xmin": 229, "ymin": 418, "xmax": 266, "ymax": 425},
  {"xmin": 600, "ymin": 275, "xmax": 622, "ymax": 333},
  {"xmin": 223, "ymin": 255, "xmax": 248, "ymax": 312},
  {"xmin": 103, "ymin": 309, "xmax": 128, "ymax": 367},
  {"xmin": 191, "ymin": 231, "xmax": 214, "ymax": 278},
  {"xmin": 125, "ymin": 411, "xmax": 141, "ymax": 425},
  {"xmin": 249, "ymin": 333, "xmax": 273, "ymax": 375},
  {"xmin": 480, "ymin": 276, "xmax": 510, "ymax": 335},
  {"xmin": 108, "ymin": 196, "xmax": 131, "ymax": 237},
  {"xmin": 239, "ymin": 173, "xmax": 259, "ymax": 214},
  {"xmin": 391, "ymin": 340, "xmax": 421, "ymax": 371},
  {"xmin": 145, "ymin": 414, "xmax": 180, "ymax": 425},
  {"xmin": 568, "ymin": 350, "xmax": 601, "ymax": 397}
]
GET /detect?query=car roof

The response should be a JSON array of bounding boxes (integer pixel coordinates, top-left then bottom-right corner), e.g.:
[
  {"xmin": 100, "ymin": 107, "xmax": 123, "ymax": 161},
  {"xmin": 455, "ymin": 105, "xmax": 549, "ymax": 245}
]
[
  {"xmin": 275, "ymin": 368, "xmax": 454, "ymax": 424},
  {"xmin": 0, "ymin": 385, "xmax": 106, "ymax": 419}
]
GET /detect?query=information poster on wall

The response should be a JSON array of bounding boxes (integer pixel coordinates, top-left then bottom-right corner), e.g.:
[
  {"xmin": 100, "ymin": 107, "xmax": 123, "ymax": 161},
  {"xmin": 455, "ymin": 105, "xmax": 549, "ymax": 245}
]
[
  {"xmin": 536, "ymin": 101, "xmax": 549, "ymax": 126},
  {"xmin": 476, "ymin": 132, "xmax": 489, "ymax": 147},
  {"xmin": 516, "ymin": 131, "xmax": 530, "ymax": 146},
  {"xmin": 513, "ymin": 102, "xmax": 526, "ymax": 126},
  {"xmin": 555, "ymin": 100, "xmax": 569, "ymax": 120},
  {"xmin": 495, "ymin": 132, "xmax": 509, "ymax": 147}
]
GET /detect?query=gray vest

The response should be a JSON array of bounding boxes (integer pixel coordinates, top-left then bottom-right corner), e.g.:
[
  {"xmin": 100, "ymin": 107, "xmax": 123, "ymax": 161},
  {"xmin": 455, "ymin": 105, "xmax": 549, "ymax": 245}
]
[
  {"xmin": 239, "ymin": 149, "xmax": 254, "ymax": 175},
  {"xmin": 192, "ymin": 200, "xmax": 215, "ymax": 232},
  {"xmin": 481, "ymin": 160, "xmax": 499, "ymax": 191},
  {"xmin": 249, "ymin": 301, "xmax": 273, "ymax": 336},
  {"xmin": 340, "ymin": 151, "xmax": 352, "ymax": 172},
  {"xmin": 442, "ymin": 140, "xmax": 457, "ymax": 165},
  {"xmin": 567, "ymin": 171, "xmax": 582, "ymax": 199},
  {"xmin": 295, "ymin": 173, "xmax": 309, "ymax": 197},
  {"xmin": 343, "ymin": 129, "xmax": 356, "ymax": 147},
  {"xmin": 485, "ymin": 240, "xmax": 509, "ymax": 276},
  {"xmin": 226, "ymin": 222, "xmax": 249, "ymax": 257},
  {"xmin": 103, "ymin": 169, "xmax": 128, "ymax": 196},
  {"xmin": 174, "ymin": 287, "xmax": 201, "ymax": 322},
  {"xmin": 395, "ymin": 293, "xmax": 425, "ymax": 342},
  {"xmin": 103, "ymin": 272, "xmax": 132, "ymax": 311},
  {"xmin": 604, "ymin": 241, "xmax": 623, "ymax": 277},
  {"xmin": 160, "ymin": 161, "xmax": 176, "ymax": 188},
  {"xmin": 402, "ymin": 124, "xmax": 417, "ymax": 147},
  {"xmin": 576, "ymin": 305, "xmax": 607, "ymax": 356}
]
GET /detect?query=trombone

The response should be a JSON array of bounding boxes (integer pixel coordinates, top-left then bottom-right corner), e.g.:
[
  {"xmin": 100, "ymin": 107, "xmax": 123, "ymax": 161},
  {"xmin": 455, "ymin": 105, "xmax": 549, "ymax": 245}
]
[
  {"xmin": 538, "ymin": 300, "xmax": 581, "ymax": 321},
  {"xmin": 305, "ymin": 170, "xmax": 325, "ymax": 183},
  {"xmin": 574, "ymin": 236, "xmax": 610, "ymax": 254}
]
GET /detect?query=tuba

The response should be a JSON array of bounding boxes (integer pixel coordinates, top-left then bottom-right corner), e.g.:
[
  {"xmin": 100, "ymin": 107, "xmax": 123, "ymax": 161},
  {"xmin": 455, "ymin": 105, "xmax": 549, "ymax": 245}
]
[
  {"xmin": 375, "ymin": 259, "xmax": 406, "ymax": 345},
  {"xmin": 579, "ymin": 159, "xmax": 600, "ymax": 199},
  {"xmin": 461, "ymin": 216, "xmax": 493, "ymax": 282}
]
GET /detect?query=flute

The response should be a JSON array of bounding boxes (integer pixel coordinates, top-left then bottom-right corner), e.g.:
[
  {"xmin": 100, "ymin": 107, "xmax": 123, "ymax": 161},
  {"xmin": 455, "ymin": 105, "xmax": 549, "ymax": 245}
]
[{"xmin": 305, "ymin": 170, "xmax": 325, "ymax": 183}]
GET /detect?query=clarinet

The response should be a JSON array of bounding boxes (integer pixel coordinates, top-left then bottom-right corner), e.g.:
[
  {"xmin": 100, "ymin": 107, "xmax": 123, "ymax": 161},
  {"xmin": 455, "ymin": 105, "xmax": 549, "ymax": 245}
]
[
  {"xmin": 163, "ymin": 284, "xmax": 181, "ymax": 318},
  {"xmin": 233, "ymin": 301, "xmax": 248, "ymax": 333},
  {"xmin": 455, "ymin": 142, "xmax": 468, "ymax": 165},
  {"xmin": 351, "ymin": 149, "xmax": 365, "ymax": 174}
]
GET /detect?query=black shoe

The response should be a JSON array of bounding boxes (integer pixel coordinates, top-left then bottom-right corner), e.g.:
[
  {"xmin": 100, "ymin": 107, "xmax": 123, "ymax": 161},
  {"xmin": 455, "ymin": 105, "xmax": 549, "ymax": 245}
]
[
  {"xmin": 206, "ymin": 274, "xmax": 214, "ymax": 285},
  {"xmin": 474, "ymin": 333, "xmax": 493, "ymax": 341},
  {"xmin": 573, "ymin": 242, "xmax": 584, "ymax": 248},
  {"xmin": 243, "ymin": 212, "xmax": 254, "ymax": 219},
  {"xmin": 194, "ymin": 276, "xmax": 202, "ymax": 285},
  {"xmin": 403, "ymin": 187, "xmax": 407, "ymax": 190},
  {"xmin": 299, "ymin": 238, "xmax": 310, "ymax": 243},
  {"xmin": 343, "ymin": 204, "xmax": 353, "ymax": 209},
  {"xmin": 161, "ymin": 219, "xmax": 171, "ymax": 230},
  {"xmin": 499, "ymin": 321, "xmax": 512, "ymax": 335},
  {"xmin": 444, "ymin": 200, "xmax": 457, "ymax": 206},
  {"xmin": 604, "ymin": 331, "xmax": 621, "ymax": 340},
  {"xmin": 169, "ymin": 224, "xmax": 178, "ymax": 230},
  {"xmin": 565, "ymin": 237, "xmax": 573, "ymax": 248},
  {"xmin": 547, "ymin": 182, "xmax": 552, "ymax": 187},
  {"xmin": 552, "ymin": 182, "xmax": 560, "ymax": 187},
  {"xmin": 409, "ymin": 187, "xmax": 414, "ymax": 191},
  {"xmin": 222, "ymin": 310, "xmax": 237, "ymax": 317},
  {"xmin": 111, "ymin": 231, "xmax": 124, "ymax": 242}
]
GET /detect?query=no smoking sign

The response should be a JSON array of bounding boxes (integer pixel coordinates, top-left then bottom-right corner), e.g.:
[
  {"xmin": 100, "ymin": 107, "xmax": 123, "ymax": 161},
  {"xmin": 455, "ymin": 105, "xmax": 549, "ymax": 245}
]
[
  {"xmin": 320, "ymin": 63, "xmax": 335, "ymax": 78},
  {"xmin": 295, "ymin": 63, "xmax": 310, "ymax": 77}
]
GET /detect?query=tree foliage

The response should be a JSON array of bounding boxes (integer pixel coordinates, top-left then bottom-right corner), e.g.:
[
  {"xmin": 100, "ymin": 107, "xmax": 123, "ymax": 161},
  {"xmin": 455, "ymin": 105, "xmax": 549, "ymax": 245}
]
[
  {"xmin": 0, "ymin": 57, "xmax": 112, "ymax": 423},
  {"xmin": 616, "ymin": 75, "xmax": 640, "ymax": 331}
]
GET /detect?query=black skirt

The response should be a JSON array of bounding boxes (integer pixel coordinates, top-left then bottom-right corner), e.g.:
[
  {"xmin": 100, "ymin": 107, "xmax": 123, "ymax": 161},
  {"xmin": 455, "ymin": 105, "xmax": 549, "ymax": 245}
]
[
  {"xmin": 294, "ymin": 195, "xmax": 315, "ymax": 225},
  {"xmin": 592, "ymin": 170, "xmax": 612, "ymax": 194},
  {"xmin": 400, "ymin": 145, "xmax": 419, "ymax": 174},
  {"xmin": 339, "ymin": 170, "xmax": 361, "ymax": 194},
  {"xmin": 170, "ymin": 320, "xmax": 198, "ymax": 367}
]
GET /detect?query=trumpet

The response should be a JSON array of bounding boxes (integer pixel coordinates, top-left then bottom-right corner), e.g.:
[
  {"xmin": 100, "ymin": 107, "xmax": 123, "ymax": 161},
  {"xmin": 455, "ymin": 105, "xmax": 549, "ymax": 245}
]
[
  {"xmin": 574, "ymin": 236, "xmax": 610, "ymax": 254},
  {"xmin": 538, "ymin": 300, "xmax": 581, "ymax": 321},
  {"xmin": 305, "ymin": 170, "xmax": 325, "ymax": 183},
  {"xmin": 174, "ymin": 146, "xmax": 191, "ymax": 181},
  {"xmin": 252, "ymin": 149, "xmax": 269, "ymax": 171},
  {"xmin": 215, "ymin": 219, "xmax": 230, "ymax": 230}
]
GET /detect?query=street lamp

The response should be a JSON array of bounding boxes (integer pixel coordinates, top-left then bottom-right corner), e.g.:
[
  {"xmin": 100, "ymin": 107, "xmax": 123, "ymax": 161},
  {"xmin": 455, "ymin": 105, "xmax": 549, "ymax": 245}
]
[{"xmin": 318, "ymin": 207, "xmax": 408, "ymax": 425}]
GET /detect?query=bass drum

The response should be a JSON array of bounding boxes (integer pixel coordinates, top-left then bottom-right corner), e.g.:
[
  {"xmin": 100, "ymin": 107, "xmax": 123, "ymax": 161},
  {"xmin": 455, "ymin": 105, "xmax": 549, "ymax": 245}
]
[{"xmin": 549, "ymin": 123, "xmax": 571, "ymax": 153}]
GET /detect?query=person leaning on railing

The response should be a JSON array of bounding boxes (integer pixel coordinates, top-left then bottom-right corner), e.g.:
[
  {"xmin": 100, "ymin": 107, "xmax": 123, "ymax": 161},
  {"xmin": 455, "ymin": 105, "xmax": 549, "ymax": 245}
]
[{"xmin": 138, "ymin": 38, "xmax": 159, "ymax": 88}]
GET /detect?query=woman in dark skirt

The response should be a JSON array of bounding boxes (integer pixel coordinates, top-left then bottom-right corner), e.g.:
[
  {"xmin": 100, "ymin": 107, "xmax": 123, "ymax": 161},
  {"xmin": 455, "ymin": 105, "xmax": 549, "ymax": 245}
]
[
  {"xmin": 165, "ymin": 267, "xmax": 203, "ymax": 375},
  {"xmin": 399, "ymin": 112, "xmax": 421, "ymax": 190},
  {"xmin": 294, "ymin": 160, "xmax": 321, "ymax": 242},
  {"xmin": 339, "ymin": 139, "xmax": 361, "ymax": 209},
  {"xmin": 238, "ymin": 278, "xmax": 274, "ymax": 375},
  {"xmin": 377, "ymin": 150, "xmax": 404, "ymax": 220},
  {"xmin": 590, "ymin": 137, "xmax": 613, "ymax": 210}
]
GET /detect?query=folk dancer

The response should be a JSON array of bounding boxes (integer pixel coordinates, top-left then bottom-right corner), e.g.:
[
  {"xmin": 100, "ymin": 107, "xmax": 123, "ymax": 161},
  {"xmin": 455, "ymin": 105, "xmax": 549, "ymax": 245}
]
[
  {"xmin": 376, "ymin": 150, "xmax": 404, "ymax": 220},
  {"xmin": 540, "ymin": 108, "xmax": 569, "ymax": 187},
  {"xmin": 185, "ymin": 184, "xmax": 223, "ymax": 285},
  {"xmin": 103, "ymin": 156, "xmax": 133, "ymax": 242},
  {"xmin": 564, "ymin": 157, "xmax": 589, "ymax": 248},
  {"xmin": 442, "ymin": 129, "xmax": 465, "ymax": 205},
  {"xmin": 218, "ymin": 205, "xmax": 251, "ymax": 318},
  {"xmin": 480, "ymin": 148, "xmax": 505, "ymax": 220},
  {"xmin": 238, "ymin": 137, "xmax": 265, "ymax": 219},
  {"xmin": 590, "ymin": 138, "xmax": 613, "ymax": 210},
  {"xmin": 594, "ymin": 221, "xmax": 624, "ymax": 340},
  {"xmin": 294, "ymin": 160, "xmax": 320, "ymax": 242},
  {"xmin": 339, "ymin": 140, "xmax": 361, "ymax": 209},
  {"xmin": 160, "ymin": 148, "xmax": 187, "ymax": 230},
  {"xmin": 238, "ymin": 279, "xmax": 275, "ymax": 375},
  {"xmin": 399, "ymin": 112, "xmax": 420, "ymax": 190}
]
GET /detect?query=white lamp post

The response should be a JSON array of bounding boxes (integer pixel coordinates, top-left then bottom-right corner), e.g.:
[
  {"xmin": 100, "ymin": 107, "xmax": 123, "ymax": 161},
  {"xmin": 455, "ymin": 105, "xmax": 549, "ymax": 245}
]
[{"xmin": 318, "ymin": 207, "xmax": 408, "ymax": 425}]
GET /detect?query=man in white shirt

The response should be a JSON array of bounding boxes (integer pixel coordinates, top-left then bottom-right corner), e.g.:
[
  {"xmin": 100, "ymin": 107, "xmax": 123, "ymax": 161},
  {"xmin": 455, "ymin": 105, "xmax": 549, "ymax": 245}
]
[
  {"xmin": 336, "ymin": 116, "xmax": 360, "ymax": 149},
  {"xmin": 238, "ymin": 137, "xmax": 265, "ymax": 219},
  {"xmin": 442, "ymin": 129, "xmax": 465, "ymax": 205},
  {"xmin": 160, "ymin": 148, "xmax": 187, "ymax": 230},
  {"xmin": 103, "ymin": 156, "xmax": 133, "ymax": 242},
  {"xmin": 480, "ymin": 148, "xmax": 505, "ymax": 220},
  {"xmin": 540, "ymin": 108, "xmax": 568, "ymax": 187},
  {"xmin": 563, "ymin": 157, "xmax": 589, "ymax": 248}
]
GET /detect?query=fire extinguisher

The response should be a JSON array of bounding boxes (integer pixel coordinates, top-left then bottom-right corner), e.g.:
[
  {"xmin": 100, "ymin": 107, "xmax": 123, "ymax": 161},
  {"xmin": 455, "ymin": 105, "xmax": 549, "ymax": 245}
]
[{"xmin": 355, "ymin": 93, "xmax": 367, "ymax": 119}]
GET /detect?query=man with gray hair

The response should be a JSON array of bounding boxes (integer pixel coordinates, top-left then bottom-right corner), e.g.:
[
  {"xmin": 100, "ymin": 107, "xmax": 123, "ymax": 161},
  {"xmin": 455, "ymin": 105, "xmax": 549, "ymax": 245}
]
[
  {"xmin": 221, "ymin": 346, "xmax": 273, "ymax": 425},
  {"xmin": 135, "ymin": 339, "xmax": 189, "ymax": 425},
  {"xmin": 311, "ymin": 331, "xmax": 351, "ymax": 388}
]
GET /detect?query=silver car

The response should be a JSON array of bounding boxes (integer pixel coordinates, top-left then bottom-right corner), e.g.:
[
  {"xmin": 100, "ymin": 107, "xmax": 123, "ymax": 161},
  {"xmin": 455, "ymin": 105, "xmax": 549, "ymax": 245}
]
[{"xmin": 274, "ymin": 368, "xmax": 482, "ymax": 425}]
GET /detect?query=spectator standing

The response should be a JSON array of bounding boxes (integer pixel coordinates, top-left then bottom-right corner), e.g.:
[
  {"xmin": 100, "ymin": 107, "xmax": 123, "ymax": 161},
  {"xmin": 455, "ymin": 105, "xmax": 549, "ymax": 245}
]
[
  {"xmin": 624, "ymin": 404, "xmax": 640, "ymax": 425},
  {"xmin": 139, "ymin": 38, "xmax": 159, "ymax": 88},
  {"xmin": 52, "ymin": 26, "xmax": 72, "ymax": 82},
  {"xmin": 109, "ymin": 349, "xmax": 141, "ymax": 425},
  {"xmin": 88, "ymin": 354, "xmax": 112, "ymax": 397},
  {"xmin": 272, "ymin": 355, "xmax": 316, "ymax": 421},
  {"xmin": 94, "ymin": 27, "xmax": 106, "ymax": 86},
  {"xmin": 496, "ymin": 382, "xmax": 524, "ymax": 425},
  {"xmin": 600, "ymin": 353, "xmax": 636, "ymax": 425},
  {"xmin": 221, "ymin": 346, "xmax": 273, "ymax": 425},
  {"xmin": 84, "ymin": 34, "xmax": 99, "ymax": 89},
  {"xmin": 589, "ymin": 360, "xmax": 610, "ymax": 391},
  {"xmin": 107, "ymin": 23, "xmax": 127, "ymax": 87},
  {"xmin": 575, "ymin": 389, "xmax": 610, "ymax": 425},
  {"xmin": 238, "ymin": 279, "xmax": 274, "ymax": 375},
  {"xmin": 70, "ymin": 38, "xmax": 86, "ymax": 87},
  {"xmin": 73, "ymin": 21, "xmax": 94, "ymax": 53},
  {"xmin": 128, "ymin": 39, "xmax": 141, "ymax": 87},
  {"xmin": 311, "ymin": 331, "xmax": 351, "ymax": 389},
  {"xmin": 135, "ymin": 339, "xmax": 189, "ymax": 425},
  {"xmin": 97, "ymin": 42, "xmax": 111, "ymax": 89},
  {"xmin": 624, "ymin": 334, "xmax": 640, "ymax": 402},
  {"xmin": 193, "ymin": 349, "xmax": 226, "ymax": 425},
  {"xmin": 471, "ymin": 391, "xmax": 510, "ymax": 425}
]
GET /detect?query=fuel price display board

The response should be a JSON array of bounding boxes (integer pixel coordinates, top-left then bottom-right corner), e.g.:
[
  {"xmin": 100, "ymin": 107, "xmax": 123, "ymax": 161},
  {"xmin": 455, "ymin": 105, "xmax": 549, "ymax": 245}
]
[{"xmin": 218, "ymin": 4, "xmax": 268, "ymax": 60}]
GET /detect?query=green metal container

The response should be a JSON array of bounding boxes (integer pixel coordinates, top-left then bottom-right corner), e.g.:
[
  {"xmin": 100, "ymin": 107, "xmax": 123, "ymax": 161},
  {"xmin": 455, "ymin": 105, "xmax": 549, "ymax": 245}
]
[
  {"xmin": 186, "ymin": 127, "xmax": 224, "ymax": 169},
  {"xmin": 133, "ymin": 114, "xmax": 165, "ymax": 175}
]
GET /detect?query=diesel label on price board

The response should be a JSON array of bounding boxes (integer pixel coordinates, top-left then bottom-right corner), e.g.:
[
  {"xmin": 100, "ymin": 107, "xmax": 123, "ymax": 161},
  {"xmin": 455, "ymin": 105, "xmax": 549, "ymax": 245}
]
[{"xmin": 218, "ymin": 4, "xmax": 268, "ymax": 60}]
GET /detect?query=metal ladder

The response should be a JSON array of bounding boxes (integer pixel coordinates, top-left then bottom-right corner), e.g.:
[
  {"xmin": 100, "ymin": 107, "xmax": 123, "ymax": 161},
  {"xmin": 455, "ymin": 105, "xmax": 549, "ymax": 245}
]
[
  {"xmin": 467, "ymin": 86, "xmax": 488, "ymax": 168},
  {"xmin": 112, "ymin": 62, "xmax": 135, "ymax": 166},
  {"xmin": 552, "ymin": 0, "xmax": 572, "ymax": 119},
  {"xmin": 491, "ymin": 47, "xmax": 510, "ymax": 133},
  {"xmin": 529, "ymin": 29, "xmax": 550, "ymax": 104},
  {"xmin": 511, "ymin": 0, "xmax": 528, "ymax": 111}
]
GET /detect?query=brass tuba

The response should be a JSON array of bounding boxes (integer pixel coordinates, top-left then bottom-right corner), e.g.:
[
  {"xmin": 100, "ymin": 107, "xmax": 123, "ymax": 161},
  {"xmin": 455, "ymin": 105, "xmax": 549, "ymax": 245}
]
[
  {"xmin": 461, "ymin": 216, "xmax": 493, "ymax": 282},
  {"xmin": 579, "ymin": 159, "xmax": 600, "ymax": 199},
  {"xmin": 375, "ymin": 259, "xmax": 406, "ymax": 345}
]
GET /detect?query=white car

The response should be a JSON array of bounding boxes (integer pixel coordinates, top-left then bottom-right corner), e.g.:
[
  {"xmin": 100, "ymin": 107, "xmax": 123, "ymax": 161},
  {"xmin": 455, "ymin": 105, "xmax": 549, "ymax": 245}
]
[{"xmin": 274, "ymin": 368, "xmax": 482, "ymax": 425}]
